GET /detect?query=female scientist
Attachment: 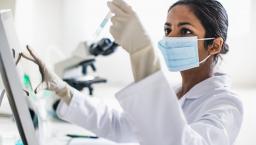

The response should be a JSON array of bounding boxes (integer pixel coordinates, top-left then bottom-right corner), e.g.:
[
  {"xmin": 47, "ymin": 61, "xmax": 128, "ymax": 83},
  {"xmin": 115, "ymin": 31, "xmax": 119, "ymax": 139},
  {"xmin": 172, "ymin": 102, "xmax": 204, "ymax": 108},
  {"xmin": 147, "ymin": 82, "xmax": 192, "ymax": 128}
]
[{"xmin": 22, "ymin": 0, "xmax": 243, "ymax": 144}]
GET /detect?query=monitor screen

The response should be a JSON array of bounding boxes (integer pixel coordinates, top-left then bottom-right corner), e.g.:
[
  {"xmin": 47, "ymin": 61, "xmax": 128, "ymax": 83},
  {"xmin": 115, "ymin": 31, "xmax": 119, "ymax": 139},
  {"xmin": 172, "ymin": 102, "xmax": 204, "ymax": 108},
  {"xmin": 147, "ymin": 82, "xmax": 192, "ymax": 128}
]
[{"xmin": 0, "ymin": 9, "xmax": 39, "ymax": 145}]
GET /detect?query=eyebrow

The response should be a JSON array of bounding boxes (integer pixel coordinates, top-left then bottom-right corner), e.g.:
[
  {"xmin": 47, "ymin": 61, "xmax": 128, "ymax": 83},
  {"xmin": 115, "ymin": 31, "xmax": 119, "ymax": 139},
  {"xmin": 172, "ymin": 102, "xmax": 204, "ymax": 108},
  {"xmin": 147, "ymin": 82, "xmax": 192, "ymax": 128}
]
[{"xmin": 164, "ymin": 22, "xmax": 193, "ymax": 27}]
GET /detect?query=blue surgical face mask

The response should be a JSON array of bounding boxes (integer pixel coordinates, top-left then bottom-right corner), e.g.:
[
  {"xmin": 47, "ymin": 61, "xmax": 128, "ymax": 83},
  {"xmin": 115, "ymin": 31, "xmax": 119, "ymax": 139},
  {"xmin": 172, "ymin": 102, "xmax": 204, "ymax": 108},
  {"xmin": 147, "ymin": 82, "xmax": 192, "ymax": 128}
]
[{"xmin": 158, "ymin": 36, "xmax": 214, "ymax": 72}]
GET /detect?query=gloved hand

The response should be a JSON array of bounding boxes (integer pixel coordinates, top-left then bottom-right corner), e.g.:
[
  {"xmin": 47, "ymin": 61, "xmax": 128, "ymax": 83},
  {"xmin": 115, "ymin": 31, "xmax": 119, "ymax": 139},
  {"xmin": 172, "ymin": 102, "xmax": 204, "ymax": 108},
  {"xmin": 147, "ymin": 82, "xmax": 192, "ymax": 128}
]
[
  {"xmin": 19, "ymin": 45, "xmax": 73, "ymax": 104},
  {"xmin": 107, "ymin": 0, "xmax": 160, "ymax": 82}
]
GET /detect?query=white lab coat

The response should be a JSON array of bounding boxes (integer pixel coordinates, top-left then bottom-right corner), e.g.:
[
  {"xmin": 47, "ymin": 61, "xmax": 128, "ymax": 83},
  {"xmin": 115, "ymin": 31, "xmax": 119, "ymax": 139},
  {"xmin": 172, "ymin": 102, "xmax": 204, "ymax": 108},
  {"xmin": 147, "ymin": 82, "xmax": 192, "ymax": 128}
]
[{"xmin": 57, "ymin": 71, "xmax": 243, "ymax": 145}]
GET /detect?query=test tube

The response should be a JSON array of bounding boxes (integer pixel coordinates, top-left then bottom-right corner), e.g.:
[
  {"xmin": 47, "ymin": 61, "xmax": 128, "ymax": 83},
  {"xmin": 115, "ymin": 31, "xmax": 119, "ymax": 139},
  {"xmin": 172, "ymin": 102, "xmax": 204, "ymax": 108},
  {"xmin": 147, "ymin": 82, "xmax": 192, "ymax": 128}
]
[{"xmin": 91, "ymin": 11, "xmax": 112, "ymax": 42}]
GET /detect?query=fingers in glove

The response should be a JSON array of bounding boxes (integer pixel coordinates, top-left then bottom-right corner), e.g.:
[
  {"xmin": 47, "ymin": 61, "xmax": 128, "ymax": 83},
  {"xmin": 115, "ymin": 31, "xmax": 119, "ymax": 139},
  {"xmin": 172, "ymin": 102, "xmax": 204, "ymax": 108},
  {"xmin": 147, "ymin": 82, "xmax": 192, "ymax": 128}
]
[
  {"xmin": 11, "ymin": 48, "xmax": 23, "ymax": 65},
  {"xmin": 15, "ymin": 52, "xmax": 37, "ymax": 65},
  {"xmin": 35, "ymin": 82, "xmax": 48, "ymax": 94},
  {"xmin": 110, "ymin": 26, "xmax": 122, "ymax": 43},
  {"xmin": 15, "ymin": 52, "xmax": 22, "ymax": 65},
  {"xmin": 12, "ymin": 49, "xmax": 16, "ymax": 58},
  {"xmin": 23, "ymin": 89, "xmax": 30, "ymax": 96},
  {"xmin": 26, "ymin": 45, "xmax": 46, "ymax": 82},
  {"xmin": 12, "ymin": 49, "xmax": 18, "ymax": 61},
  {"xmin": 110, "ymin": 15, "xmax": 127, "ymax": 32},
  {"xmin": 110, "ymin": 15, "xmax": 128, "ymax": 24},
  {"xmin": 20, "ymin": 53, "xmax": 36, "ymax": 62},
  {"xmin": 112, "ymin": 0, "xmax": 131, "ymax": 13},
  {"xmin": 26, "ymin": 45, "xmax": 44, "ymax": 66},
  {"xmin": 107, "ymin": 1, "xmax": 127, "ymax": 16}
]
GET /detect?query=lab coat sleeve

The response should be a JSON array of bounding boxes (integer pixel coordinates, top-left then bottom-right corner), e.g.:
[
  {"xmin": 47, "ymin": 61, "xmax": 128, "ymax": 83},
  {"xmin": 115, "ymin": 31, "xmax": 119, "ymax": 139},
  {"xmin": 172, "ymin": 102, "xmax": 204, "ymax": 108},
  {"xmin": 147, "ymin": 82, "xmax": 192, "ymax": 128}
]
[
  {"xmin": 56, "ymin": 89, "xmax": 138, "ymax": 143},
  {"xmin": 115, "ymin": 71, "xmax": 243, "ymax": 145}
]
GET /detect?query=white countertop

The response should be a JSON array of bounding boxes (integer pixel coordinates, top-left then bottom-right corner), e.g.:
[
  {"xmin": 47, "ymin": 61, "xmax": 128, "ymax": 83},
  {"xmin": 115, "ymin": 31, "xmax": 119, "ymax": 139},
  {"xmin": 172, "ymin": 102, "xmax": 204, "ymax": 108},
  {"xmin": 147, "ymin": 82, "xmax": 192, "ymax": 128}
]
[{"xmin": 0, "ymin": 116, "xmax": 137, "ymax": 145}]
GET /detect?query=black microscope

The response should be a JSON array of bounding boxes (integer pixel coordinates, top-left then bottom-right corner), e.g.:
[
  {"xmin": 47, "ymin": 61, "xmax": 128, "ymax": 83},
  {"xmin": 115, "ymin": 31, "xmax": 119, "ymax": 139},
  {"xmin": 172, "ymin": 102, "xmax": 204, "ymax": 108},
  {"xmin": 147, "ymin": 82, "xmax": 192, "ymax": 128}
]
[
  {"xmin": 63, "ymin": 38, "xmax": 118, "ymax": 95},
  {"xmin": 52, "ymin": 38, "xmax": 118, "ymax": 111}
]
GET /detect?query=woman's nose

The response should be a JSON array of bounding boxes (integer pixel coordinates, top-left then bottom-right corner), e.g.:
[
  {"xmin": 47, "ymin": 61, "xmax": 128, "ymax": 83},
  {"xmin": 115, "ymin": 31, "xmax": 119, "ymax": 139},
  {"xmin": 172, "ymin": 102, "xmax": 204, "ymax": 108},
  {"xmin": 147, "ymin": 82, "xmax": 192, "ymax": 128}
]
[{"xmin": 167, "ymin": 29, "xmax": 179, "ymax": 37}]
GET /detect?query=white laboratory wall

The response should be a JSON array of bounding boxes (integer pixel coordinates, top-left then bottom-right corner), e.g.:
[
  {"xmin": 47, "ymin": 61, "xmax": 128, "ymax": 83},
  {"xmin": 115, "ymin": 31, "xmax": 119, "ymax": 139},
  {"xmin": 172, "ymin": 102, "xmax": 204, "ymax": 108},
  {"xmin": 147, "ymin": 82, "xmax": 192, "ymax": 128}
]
[
  {"xmin": 0, "ymin": 0, "xmax": 15, "ymax": 12},
  {"xmin": 220, "ymin": 0, "xmax": 256, "ymax": 87},
  {"xmin": 15, "ymin": 0, "xmax": 64, "ymax": 64},
  {"xmin": 13, "ymin": 0, "xmax": 65, "ymax": 86}
]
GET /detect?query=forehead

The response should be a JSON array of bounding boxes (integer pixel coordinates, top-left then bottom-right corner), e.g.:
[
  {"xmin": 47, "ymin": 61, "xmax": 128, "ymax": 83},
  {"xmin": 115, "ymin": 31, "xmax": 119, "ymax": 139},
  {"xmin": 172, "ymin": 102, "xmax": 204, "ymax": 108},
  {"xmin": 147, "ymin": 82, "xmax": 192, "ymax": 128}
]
[{"xmin": 166, "ymin": 5, "xmax": 202, "ymax": 26}]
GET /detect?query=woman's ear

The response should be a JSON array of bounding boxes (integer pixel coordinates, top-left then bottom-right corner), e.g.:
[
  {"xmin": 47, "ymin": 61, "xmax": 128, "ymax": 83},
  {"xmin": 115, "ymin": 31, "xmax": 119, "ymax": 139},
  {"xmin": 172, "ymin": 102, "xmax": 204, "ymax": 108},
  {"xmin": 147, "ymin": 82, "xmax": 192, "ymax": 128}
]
[{"xmin": 208, "ymin": 37, "xmax": 224, "ymax": 55}]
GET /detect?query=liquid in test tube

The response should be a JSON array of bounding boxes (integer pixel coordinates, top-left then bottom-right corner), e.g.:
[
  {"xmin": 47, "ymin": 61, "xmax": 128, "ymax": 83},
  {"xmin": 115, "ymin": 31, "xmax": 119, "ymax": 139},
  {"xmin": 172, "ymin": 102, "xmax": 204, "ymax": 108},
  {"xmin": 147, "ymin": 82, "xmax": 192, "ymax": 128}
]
[{"xmin": 92, "ymin": 11, "xmax": 112, "ymax": 42}]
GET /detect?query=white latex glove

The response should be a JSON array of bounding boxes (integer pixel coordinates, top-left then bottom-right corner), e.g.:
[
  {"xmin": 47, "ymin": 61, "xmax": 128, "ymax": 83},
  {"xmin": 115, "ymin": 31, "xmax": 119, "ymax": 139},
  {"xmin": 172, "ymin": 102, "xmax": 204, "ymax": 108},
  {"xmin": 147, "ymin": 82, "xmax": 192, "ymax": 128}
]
[
  {"xmin": 107, "ymin": 0, "xmax": 160, "ymax": 81},
  {"xmin": 19, "ymin": 45, "xmax": 73, "ymax": 104}
]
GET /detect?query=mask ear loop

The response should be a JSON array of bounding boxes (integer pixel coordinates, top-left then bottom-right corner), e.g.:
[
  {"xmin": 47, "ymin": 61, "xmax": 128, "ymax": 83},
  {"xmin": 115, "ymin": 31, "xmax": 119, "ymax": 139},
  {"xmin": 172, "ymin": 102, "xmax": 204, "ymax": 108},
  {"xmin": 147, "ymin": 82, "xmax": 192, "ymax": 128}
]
[
  {"xmin": 198, "ymin": 38, "xmax": 215, "ymax": 41},
  {"xmin": 199, "ymin": 55, "xmax": 212, "ymax": 64},
  {"xmin": 198, "ymin": 37, "xmax": 215, "ymax": 64}
]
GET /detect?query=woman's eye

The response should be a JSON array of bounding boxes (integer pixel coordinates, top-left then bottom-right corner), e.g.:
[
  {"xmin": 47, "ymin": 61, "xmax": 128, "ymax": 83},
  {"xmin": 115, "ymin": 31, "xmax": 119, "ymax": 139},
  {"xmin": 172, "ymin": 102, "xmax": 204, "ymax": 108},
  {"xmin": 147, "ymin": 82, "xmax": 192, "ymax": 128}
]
[
  {"xmin": 180, "ymin": 28, "xmax": 193, "ymax": 36},
  {"xmin": 164, "ymin": 28, "xmax": 171, "ymax": 36}
]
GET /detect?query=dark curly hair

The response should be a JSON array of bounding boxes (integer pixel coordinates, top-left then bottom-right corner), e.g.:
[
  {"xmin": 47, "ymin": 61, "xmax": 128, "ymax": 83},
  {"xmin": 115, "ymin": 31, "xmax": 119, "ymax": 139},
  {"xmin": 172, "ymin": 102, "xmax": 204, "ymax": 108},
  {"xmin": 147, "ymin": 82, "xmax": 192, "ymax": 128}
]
[{"xmin": 169, "ymin": 0, "xmax": 229, "ymax": 64}]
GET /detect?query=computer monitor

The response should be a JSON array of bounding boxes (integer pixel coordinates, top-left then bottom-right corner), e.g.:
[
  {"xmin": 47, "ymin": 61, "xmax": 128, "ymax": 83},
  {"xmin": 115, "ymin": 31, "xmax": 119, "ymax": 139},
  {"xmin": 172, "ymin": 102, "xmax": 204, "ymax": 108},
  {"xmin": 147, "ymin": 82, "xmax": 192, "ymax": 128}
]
[{"xmin": 0, "ymin": 9, "xmax": 39, "ymax": 145}]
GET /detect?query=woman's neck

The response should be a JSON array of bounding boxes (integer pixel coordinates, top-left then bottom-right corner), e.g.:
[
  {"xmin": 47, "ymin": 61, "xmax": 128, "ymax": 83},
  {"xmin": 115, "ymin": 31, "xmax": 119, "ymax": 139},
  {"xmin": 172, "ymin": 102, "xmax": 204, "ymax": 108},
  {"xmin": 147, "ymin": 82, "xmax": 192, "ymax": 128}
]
[{"xmin": 177, "ymin": 64, "xmax": 214, "ymax": 99}]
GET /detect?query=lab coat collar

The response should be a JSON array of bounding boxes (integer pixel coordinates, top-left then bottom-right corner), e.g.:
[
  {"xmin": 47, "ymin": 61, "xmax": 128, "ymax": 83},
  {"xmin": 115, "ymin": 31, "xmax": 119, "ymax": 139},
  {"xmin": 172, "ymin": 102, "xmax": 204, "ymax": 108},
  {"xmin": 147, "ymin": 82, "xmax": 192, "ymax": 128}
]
[{"xmin": 178, "ymin": 72, "xmax": 231, "ymax": 100}]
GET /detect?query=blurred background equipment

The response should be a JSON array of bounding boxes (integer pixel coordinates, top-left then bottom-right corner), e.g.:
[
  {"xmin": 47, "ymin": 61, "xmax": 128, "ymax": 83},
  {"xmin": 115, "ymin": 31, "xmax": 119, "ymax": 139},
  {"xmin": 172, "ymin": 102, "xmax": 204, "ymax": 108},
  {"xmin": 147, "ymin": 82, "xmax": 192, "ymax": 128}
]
[
  {"xmin": 89, "ymin": 38, "xmax": 118, "ymax": 57},
  {"xmin": 55, "ymin": 10, "xmax": 118, "ymax": 96},
  {"xmin": 55, "ymin": 37, "xmax": 118, "ymax": 96}
]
